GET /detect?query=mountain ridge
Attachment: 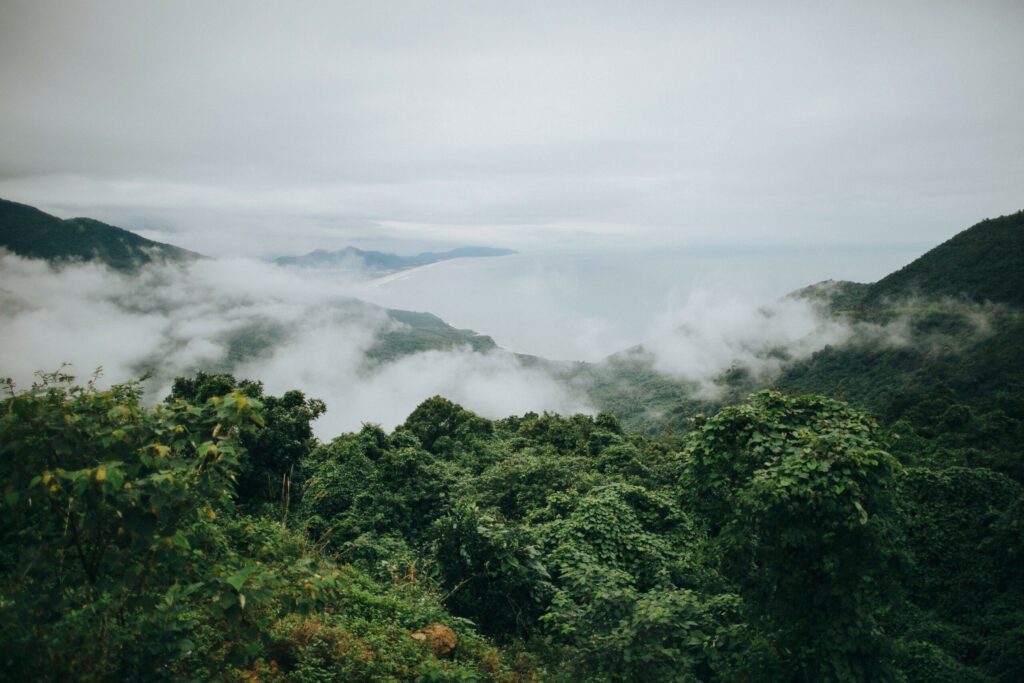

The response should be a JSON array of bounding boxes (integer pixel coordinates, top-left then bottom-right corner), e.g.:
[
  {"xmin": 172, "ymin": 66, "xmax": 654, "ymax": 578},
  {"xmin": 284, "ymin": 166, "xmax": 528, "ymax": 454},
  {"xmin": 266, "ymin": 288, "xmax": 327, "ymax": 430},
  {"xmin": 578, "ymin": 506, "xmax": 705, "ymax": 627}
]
[
  {"xmin": 862, "ymin": 210, "xmax": 1023, "ymax": 307},
  {"xmin": 0, "ymin": 198, "xmax": 202, "ymax": 271},
  {"xmin": 273, "ymin": 245, "xmax": 517, "ymax": 272}
]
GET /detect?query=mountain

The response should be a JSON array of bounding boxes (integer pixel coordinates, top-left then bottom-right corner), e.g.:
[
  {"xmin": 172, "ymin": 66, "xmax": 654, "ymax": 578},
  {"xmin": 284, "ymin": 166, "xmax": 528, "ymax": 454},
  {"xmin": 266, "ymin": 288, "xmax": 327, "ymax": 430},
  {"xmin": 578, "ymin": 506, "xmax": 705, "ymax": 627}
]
[
  {"xmin": 581, "ymin": 210, "xmax": 1024, "ymax": 440},
  {"xmin": 775, "ymin": 210, "xmax": 1024, "ymax": 405},
  {"xmin": 372, "ymin": 309, "xmax": 498, "ymax": 361},
  {"xmin": 767, "ymin": 212, "xmax": 1024, "ymax": 483},
  {"xmin": 861, "ymin": 210, "xmax": 1024, "ymax": 308},
  {"xmin": 274, "ymin": 245, "xmax": 517, "ymax": 272},
  {"xmin": 212, "ymin": 302, "xmax": 498, "ymax": 375},
  {"xmin": 0, "ymin": 198, "xmax": 202, "ymax": 271}
]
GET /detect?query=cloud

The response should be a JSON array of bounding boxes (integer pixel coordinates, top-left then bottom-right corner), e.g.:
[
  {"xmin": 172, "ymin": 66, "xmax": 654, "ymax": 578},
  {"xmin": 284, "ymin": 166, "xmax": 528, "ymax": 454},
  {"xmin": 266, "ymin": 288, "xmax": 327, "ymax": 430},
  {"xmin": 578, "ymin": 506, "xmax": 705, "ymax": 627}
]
[
  {"xmin": 641, "ymin": 290, "xmax": 855, "ymax": 394},
  {"xmin": 0, "ymin": 252, "xmax": 589, "ymax": 437},
  {"xmin": 0, "ymin": 248, "xmax": 1007, "ymax": 438},
  {"xmin": 1, "ymin": 2, "xmax": 1022, "ymax": 254},
  {"xmin": 637, "ymin": 284, "xmax": 1006, "ymax": 398}
]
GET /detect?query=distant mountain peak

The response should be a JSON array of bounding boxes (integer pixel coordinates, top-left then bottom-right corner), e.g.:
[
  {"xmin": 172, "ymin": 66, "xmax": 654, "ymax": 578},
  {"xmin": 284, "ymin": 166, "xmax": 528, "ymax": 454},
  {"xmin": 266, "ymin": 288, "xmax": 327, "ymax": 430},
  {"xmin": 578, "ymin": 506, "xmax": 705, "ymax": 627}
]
[{"xmin": 274, "ymin": 245, "xmax": 517, "ymax": 273}]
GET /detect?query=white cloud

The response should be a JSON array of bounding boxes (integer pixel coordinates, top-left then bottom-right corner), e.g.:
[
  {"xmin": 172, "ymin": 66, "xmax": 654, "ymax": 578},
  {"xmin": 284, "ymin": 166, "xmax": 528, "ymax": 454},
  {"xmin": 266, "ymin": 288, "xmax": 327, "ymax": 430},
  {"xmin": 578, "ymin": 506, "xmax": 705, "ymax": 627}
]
[
  {"xmin": 641, "ymin": 290, "xmax": 853, "ymax": 393},
  {"xmin": 1, "ymin": 2, "xmax": 1021, "ymax": 254},
  {"xmin": 0, "ymin": 252, "xmax": 589, "ymax": 436}
]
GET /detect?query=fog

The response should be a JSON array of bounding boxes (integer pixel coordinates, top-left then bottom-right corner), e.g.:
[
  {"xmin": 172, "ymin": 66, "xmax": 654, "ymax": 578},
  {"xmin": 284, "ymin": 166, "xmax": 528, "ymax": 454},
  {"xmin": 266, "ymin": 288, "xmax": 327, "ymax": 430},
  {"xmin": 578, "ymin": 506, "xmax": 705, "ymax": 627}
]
[
  {"xmin": 0, "ymin": 252, "xmax": 588, "ymax": 436},
  {"xmin": 352, "ymin": 245, "xmax": 925, "ymax": 360},
  {"xmin": 643, "ymin": 290, "xmax": 855, "ymax": 391},
  {"xmin": 2, "ymin": 2, "xmax": 1016, "ymax": 429},
  {"xmin": 2, "ymin": 243, "xmax": 1000, "ymax": 436}
]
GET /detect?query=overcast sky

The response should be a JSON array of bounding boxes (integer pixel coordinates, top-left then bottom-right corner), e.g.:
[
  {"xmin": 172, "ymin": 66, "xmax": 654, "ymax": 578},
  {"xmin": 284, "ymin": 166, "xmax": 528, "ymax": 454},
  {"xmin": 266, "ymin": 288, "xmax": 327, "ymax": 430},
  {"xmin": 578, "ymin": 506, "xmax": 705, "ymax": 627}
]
[{"xmin": 0, "ymin": 1, "xmax": 1021, "ymax": 256}]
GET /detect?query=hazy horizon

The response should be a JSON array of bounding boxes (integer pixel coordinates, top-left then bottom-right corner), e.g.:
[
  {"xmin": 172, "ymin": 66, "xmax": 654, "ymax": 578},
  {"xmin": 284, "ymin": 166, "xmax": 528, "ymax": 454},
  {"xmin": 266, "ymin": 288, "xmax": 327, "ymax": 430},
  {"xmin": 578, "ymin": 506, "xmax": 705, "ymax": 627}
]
[{"xmin": 2, "ymin": 1, "xmax": 1022, "ymax": 257}]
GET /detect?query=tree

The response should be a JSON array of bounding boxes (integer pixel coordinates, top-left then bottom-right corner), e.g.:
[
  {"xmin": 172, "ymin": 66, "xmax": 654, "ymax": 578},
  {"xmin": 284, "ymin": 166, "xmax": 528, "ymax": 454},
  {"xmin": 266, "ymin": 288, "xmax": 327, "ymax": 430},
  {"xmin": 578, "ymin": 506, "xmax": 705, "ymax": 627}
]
[
  {"xmin": 680, "ymin": 391, "xmax": 904, "ymax": 681},
  {"xmin": 0, "ymin": 371, "xmax": 257, "ymax": 676},
  {"xmin": 168, "ymin": 372, "xmax": 325, "ymax": 506},
  {"xmin": 0, "ymin": 372, "xmax": 342, "ymax": 679}
]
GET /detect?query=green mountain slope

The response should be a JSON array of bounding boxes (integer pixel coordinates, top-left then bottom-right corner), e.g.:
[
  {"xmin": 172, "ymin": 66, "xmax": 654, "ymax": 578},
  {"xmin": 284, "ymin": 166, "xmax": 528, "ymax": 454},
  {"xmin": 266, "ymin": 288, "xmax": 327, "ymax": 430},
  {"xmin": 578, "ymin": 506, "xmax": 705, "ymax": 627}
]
[
  {"xmin": 0, "ymin": 198, "xmax": 201, "ymax": 270},
  {"xmin": 771, "ymin": 212, "xmax": 1024, "ymax": 481},
  {"xmin": 584, "ymin": 211, "xmax": 1024, "ymax": 444},
  {"xmin": 174, "ymin": 302, "xmax": 499, "ymax": 383},
  {"xmin": 371, "ymin": 309, "xmax": 498, "ymax": 361},
  {"xmin": 775, "ymin": 211, "xmax": 1024, "ymax": 408},
  {"xmin": 861, "ymin": 209, "xmax": 1024, "ymax": 307}
]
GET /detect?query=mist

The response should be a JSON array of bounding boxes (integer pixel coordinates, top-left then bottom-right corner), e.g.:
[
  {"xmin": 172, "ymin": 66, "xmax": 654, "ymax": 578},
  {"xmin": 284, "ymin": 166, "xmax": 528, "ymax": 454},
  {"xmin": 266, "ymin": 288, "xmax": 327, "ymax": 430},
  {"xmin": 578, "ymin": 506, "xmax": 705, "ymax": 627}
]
[
  {"xmin": 0, "ymin": 252, "xmax": 588, "ymax": 437},
  {"xmin": 1, "ymin": 247, "xmax": 1000, "ymax": 436},
  {"xmin": 641, "ymin": 290, "xmax": 856, "ymax": 392}
]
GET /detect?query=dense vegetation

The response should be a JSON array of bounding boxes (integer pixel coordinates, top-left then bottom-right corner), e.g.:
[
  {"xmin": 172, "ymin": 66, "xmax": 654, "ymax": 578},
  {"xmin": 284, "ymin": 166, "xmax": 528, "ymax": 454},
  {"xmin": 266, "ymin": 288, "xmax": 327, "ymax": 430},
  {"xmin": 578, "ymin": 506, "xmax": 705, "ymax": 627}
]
[
  {"xmin": 0, "ymin": 198, "xmax": 200, "ymax": 270},
  {"xmin": 2, "ymin": 368, "xmax": 1020, "ymax": 681},
  {"xmin": 773, "ymin": 213, "xmax": 1024, "ymax": 488}
]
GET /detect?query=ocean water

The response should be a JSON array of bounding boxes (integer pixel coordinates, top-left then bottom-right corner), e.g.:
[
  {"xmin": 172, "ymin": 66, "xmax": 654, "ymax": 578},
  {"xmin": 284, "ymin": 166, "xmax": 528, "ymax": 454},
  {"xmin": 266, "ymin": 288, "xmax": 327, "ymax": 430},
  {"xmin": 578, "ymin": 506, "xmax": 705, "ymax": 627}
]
[{"xmin": 353, "ymin": 245, "xmax": 926, "ymax": 362}]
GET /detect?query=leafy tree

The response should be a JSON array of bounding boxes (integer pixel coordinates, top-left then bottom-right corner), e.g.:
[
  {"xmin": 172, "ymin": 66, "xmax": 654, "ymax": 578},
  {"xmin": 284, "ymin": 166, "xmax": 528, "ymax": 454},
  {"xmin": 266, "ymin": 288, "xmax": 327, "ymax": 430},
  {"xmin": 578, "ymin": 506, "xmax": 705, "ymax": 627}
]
[
  {"xmin": 896, "ymin": 467, "xmax": 1024, "ymax": 678},
  {"xmin": 680, "ymin": 391, "xmax": 904, "ymax": 681},
  {"xmin": 168, "ymin": 371, "xmax": 325, "ymax": 506},
  {"xmin": 402, "ymin": 395, "xmax": 492, "ymax": 456},
  {"xmin": 465, "ymin": 446, "xmax": 600, "ymax": 520},
  {"xmin": 301, "ymin": 423, "xmax": 455, "ymax": 553},
  {"xmin": 0, "ymin": 371, "xmax": 334, "ymax": 678},
  {"xmin": 430, "ymin": 502, "xmax": 550, "ymax": 639},
  {"xmin": 535, "ymin": 484, "xmax": 737, "ymax": 680}
]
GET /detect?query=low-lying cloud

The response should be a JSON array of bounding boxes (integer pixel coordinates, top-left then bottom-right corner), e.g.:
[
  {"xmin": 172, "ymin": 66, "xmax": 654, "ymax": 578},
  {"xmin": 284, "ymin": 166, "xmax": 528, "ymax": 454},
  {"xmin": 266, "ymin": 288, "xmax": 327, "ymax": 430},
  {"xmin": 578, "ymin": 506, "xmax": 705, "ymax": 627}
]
[
  {"xmin": 643, "ymin": 290, "xmax": 851, "ymax": 387},
  {"xmin": 1, "ymin": 251, "xmax": 1001, "ymax": 436},
  {"xmin": 0, "ymin": 252, "xmax": 588, "ymax": 437},
  {"xmin": 635, "ymin": 283, "xmax": 1001, "ymax": 398}
]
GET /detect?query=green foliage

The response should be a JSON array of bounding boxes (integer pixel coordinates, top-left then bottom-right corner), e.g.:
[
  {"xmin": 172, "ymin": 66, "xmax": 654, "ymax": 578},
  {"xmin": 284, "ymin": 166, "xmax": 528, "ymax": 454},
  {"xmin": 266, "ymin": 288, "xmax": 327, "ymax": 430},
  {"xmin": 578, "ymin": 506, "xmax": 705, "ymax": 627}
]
[
  {"xmin": 2, "ymin": 359, "xmax": 1021, "ymax": 681},
  {"xmin": 538, "ymin": 484, "xmax": 704, "ymax": 593},
  {"xmin": 0, "ymin": 371, "xmax": 335, "ymax": 679},
  {"xmin": 887, "ymin": 388, "xmax": 1024, "ymax": 482},
  {"xmin": 681, "ymin": 391, "xmax": 904, "ymax": 680},
  {"xmin": 893, "ymin": 639, "xmax": 993, "ymax": 683},
  {"xmin": 431, "ymin": 502, "xmax": 551, "ymax": 638},
  {"xmin": 466, "ymin": 447, "xmax": 599, "ymax": 520},
  {"xmin": 402, "ymin": 395, "xmax": 494, "ymax": 456},
  {"xmin": 4, "ymin": 207, "xmax": 1022, "ymax": 680},
  {"xmin": 168, "ymin": 371, "xmax": 326, "ymax": 506},
  {"xmin": 535, "ymin": 485, "xmax": 736, "ymax": 680},
  {"xmin": 895, "ymin": 467, "xmax": 1024, "ymax": 678},
  {"xmin": 0, "ymin": 373, "xmax": 526, "ymax": 681},
  {"xmin": 302, "ymin": 423, "xmax": 454, "ymax": 553}
]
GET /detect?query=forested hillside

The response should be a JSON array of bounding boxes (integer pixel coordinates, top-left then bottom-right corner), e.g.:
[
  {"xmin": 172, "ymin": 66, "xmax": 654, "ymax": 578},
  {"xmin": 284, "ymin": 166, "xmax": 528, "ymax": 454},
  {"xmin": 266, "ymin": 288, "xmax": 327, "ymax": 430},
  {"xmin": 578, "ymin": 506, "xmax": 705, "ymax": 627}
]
[
  {"xmin": 0, "ymin": 198, "xmax": 201, "ymax": 270},
  {"xmin": 583, "ymin": 212, "xmax": 1024, "ymax": 459},
  {"xmin": 775, "ymin": 211, "xmax": 1024, "ymax": 483},
  {"xmin": 860, "ymin": 210, "xmax": 1024, "ymax": 308}
]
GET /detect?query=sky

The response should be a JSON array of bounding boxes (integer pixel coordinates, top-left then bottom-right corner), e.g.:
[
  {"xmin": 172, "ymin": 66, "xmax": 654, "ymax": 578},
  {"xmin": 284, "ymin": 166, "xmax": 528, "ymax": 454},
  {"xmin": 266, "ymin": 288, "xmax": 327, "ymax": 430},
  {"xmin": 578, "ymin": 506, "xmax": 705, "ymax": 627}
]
[{"xmin": 1, "ymin": 1, "xmax": 1022, "ymax": 257}]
